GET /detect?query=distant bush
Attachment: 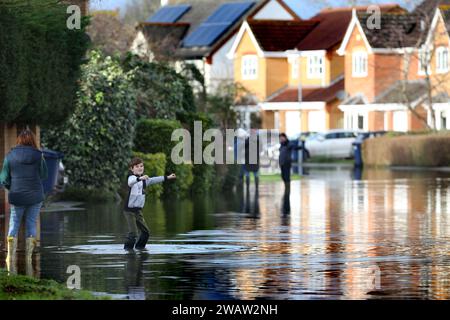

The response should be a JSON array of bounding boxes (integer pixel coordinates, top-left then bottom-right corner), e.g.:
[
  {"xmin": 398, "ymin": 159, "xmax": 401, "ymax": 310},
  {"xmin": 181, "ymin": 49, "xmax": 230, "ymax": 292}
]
[
  {"xmin": 363, "ymin": 132, "xmax": 450, "ymax": 167},
  {"xmin": 134, "ymin": 118, "xmax": 182, "ymax": 156},
  {"xmin": 177, "ymin": 111, "xmax": 216, "ymax": 193},
  {"xmin": 133, "ymin": 152, "xmax": 167, "ymax": 198}
]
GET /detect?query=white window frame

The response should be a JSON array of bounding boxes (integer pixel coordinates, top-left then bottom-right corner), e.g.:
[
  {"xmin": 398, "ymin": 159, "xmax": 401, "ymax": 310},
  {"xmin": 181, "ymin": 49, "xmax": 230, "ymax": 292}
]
[
  {"xmin": 307, "ymin": 54, "xmax": 324, "ymax": 79},
  {"xmin": 436, "ymin": 46, "xmax": 449, "ymax": 74},
  {"xmin": 241, "ymin": 55, "xmax": 258, "ymax": 80},
  {"xmin": 352, "ymin": 51, "xmax": 368, "ymax": 78},
  {"xmin": 292, "ymin": 58, "xmax": 299, "ymax": 79},
  {"xmin": 418, "ymin": 48, "xmax": 432, "ymax": 76}
]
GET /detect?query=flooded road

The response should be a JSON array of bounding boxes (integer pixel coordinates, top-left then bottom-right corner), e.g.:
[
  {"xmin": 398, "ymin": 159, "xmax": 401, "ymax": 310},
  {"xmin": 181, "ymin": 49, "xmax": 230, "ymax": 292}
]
[{"xmin": 3, "ymin": 168, "xmax": 450, "ymax": 299}]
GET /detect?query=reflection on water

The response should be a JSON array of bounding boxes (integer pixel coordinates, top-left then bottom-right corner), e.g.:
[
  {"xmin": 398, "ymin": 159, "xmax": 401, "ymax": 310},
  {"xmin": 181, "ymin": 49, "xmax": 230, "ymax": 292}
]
[{"xmin": 1, "ymin": 168, "xmax": 450, "ymax": 299}]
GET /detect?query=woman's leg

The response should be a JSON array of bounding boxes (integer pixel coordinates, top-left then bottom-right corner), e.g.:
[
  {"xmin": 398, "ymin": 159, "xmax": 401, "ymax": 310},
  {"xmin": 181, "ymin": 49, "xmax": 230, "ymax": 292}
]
[
  {"xmin": 8, "ymin": 205, "xmax": 26, "ymax": 237},
  {"xmin": 24, "ymin": 202, "xmax": 43, "ymax": 238}
]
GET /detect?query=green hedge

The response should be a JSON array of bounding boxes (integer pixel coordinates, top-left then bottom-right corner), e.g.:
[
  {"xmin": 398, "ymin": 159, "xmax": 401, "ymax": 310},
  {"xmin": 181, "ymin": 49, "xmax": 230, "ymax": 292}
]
[
  {"xmin": 134, "ymin": 118, "xmax": 193, "ymax": 196},
  {"xmin": 133, "ymin": 152, "xmax": 167, "ymax": 198},
  {"xmin": 177, "ymin": 112, "xmax": 217, "ymax": 193},
  {"xmin": 134, "ymin": 119, "xmax": 182, "ymax": 155},
  {"xmin": 0, "ymin": 0, "xmax": 89, "ymax": 125},
  {"xmin": 363, "ymin": 132, "xmax": 450, "ymax": 167}
]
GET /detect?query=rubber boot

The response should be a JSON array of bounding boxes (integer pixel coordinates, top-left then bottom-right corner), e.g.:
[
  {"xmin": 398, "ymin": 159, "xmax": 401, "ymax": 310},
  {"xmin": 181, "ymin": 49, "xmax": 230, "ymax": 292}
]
[
  {"xmin": 5, "ymin": 237, "xmax": 17, "ymax": 275},
  {"xmin": 26, "ymin": 237, "xmax": 36, "ymax": 261},
  {"xmin": 124, "ymin": 236, "xmax": 137, "ymax": 251},
  {"xmin": 134, "ymin": 232, "xmax": 149, "ymax": 250},
  {"xmin": 6, "ymin": 236, "xmax": 17, "ymax": 260}
]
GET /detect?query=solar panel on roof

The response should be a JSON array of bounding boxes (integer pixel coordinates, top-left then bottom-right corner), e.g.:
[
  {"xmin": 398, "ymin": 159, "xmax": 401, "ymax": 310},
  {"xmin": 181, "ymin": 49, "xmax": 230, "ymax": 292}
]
[
  {"xmin": 183, "ymin": 25, "xmax": 230, "ymax": 48},
  {"xmin": 183, "ymin": 1, "xmax": 255, "ymax": 48},
  {"xmin": 147, "ymin": 4, "xmax": 191, "ymax": 23},
  {"xmin": 205, "ymin": 2, "xmax": 254, "ymax": 23}
]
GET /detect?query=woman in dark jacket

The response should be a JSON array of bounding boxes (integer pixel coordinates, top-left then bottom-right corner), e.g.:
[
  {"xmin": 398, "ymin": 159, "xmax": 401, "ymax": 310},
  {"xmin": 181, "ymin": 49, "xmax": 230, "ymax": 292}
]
[
  {"xmin": 0, "ymin": 130, "xmax": 48, "ymax": 263},
  {"xmin": 279, "ymin": 133, "xmax": 300, "ymax": 185}
]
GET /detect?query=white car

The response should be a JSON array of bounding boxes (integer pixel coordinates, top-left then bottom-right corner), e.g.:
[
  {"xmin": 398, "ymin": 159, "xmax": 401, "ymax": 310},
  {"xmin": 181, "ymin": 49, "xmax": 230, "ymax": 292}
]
[{"xmin": 304, "ymin": 130, "xmax": 361, "ymax": 159}]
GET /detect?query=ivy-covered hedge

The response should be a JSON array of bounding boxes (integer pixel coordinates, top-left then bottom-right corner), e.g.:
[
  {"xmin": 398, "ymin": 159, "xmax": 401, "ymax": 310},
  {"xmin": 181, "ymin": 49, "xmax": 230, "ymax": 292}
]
[
  {"xmin": 133, "ymin": 152, "xmax": 167, "ymax": 198},
  {"xmin": 0, "ymin": 0, "xmax": 90, "ymax": 125},
  {"xmin": 134, "ymin": 118, "xmax": 193, "ymax": 196},
  {"xmin": 43, "ymin": 51, "xmax": 137, "ymax": 197}
]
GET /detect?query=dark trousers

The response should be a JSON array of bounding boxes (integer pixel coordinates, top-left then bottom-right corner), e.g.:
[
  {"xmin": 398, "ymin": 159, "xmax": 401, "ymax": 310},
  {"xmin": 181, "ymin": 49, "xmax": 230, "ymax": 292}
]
[
  {"xmin": 281, "ymin": 164, "xmax": 291, "ymax": 183},
  {"xmin": 123, "ymin": 210, "xmax": 150, "ymax": 250}
]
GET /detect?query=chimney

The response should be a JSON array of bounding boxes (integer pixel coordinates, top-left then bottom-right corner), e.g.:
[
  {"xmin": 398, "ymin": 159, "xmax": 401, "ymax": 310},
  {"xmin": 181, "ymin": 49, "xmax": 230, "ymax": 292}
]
[{"xmin": 161, "ymin": 0, "xmax": 169, "ymax": 7}]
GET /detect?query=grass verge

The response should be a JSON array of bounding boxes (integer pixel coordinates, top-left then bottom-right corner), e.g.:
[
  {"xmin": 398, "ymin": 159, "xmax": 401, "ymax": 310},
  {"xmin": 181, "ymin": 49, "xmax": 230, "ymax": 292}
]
[{"xmin": 0, "ymin": 269, "xmax": 108, "ymax": 300}]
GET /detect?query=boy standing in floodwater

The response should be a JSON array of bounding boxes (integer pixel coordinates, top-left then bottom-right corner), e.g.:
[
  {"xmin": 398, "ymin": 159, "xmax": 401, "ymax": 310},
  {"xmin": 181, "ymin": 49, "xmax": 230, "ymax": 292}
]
[{"xmin": 124, "ymin": 157, "xmax": 176, "ymax": 251}]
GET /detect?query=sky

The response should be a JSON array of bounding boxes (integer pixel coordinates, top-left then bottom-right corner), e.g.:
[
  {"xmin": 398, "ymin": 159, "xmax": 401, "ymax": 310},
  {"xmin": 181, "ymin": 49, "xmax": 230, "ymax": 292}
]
[{"xmin": 89, "ymin": 0, "xmax": 416, "ymax": 20}]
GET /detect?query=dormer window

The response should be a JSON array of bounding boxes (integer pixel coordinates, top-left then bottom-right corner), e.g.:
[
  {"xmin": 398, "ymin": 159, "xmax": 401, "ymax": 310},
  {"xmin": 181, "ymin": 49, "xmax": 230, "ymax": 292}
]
[
  {"xmin": 307, "ymin": 54, "xmax": 324, "ymax": 79},
  {"xmin": 436, "ymin": 46, "xmax": 449, "ymax": 74},
  {"xmin": 352, "ymin": 51, "xmax": 368, "ymax": 77},
  {"xmin": 242, "ymin": 55, "xmax": 258, "ymax": 80}
]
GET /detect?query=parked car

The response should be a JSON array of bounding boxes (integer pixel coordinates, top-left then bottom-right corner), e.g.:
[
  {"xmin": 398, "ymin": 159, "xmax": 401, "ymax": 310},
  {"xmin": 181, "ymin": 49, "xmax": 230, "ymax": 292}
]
[
  {"xmin": 290, "ymin": 131, "xmax": 317, "ymax": 141},
  {"xmin": 304, "ymin": 130, "xmax": 362, "ymax": 159}
]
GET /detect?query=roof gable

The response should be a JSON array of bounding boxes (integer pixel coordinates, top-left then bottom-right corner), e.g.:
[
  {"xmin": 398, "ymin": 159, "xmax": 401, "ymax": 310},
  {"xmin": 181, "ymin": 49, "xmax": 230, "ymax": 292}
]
[
  {"xmin": 337, "ymin": 9, "xmax": 373, "ymax": 55},
  {"xmin": 247, "ymin": 20, "xmax": 319, "ymax": 52},
  {"xmin": 251, "ymin": 0, "xmax": 300, "ymax": 21}
]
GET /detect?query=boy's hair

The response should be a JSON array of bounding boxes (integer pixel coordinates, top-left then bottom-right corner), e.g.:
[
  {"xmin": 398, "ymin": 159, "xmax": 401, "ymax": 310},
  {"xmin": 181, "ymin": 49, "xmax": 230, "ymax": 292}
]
[{"xmin": 129, "ymin": 157, "xmax": 143, "ymax": 169}]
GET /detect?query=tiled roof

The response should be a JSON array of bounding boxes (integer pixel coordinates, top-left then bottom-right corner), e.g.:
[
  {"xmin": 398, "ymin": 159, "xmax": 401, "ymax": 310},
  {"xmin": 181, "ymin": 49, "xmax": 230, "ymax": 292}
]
[
  {"xmin": 358, "ymin": 12, "xmax": 427, "ymax": 48},
  {"xmin": 374, "ymin": 80, "xmax": 428, "ymax": 104},
  {"xmin": 297, "ymin": 5, "xmax": 404, "ymax": 50},
  {"xmin": 248, "ymin": 20, "xmax": 319, "ymax": 52},
  {"xmin": 413, "ymin": 0, "xmax": 450, "ymax": 16},
  {"xmin": 267, "ymin": 78, "xmax": 345, "ymax": 103}
]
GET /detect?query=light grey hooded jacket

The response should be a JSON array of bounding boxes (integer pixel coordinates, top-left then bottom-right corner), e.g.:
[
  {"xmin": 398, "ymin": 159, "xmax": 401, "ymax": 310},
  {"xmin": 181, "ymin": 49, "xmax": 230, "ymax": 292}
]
[{"xmin": 124, "ymin": 174, "xmax": 166, "ymax": 212}]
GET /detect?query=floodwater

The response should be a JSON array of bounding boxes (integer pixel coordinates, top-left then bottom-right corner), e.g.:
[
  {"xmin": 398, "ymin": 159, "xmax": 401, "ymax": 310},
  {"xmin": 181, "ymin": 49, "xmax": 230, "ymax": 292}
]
[{"xmin": 2, "ymin": 167, "xmax": 450, "ymax": 300}]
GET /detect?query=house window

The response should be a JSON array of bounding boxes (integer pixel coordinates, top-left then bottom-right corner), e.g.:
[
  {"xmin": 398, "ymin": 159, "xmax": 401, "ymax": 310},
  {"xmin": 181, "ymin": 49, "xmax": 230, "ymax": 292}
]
[
  {"xmin": 307, "ymin": 54, "xmax": 324, "ymax": 78},
  {"xmin": 292, "ymin": 58, "xmax": 299, "ymax": 79},
  {"xmin": 418, "ymin": 48, "xmax": 431, "ymax": 75},
  {"xmin": 441, "ymin": 111, "xmax": 448, "ymax": 130},
  {"xmin": 357, "ymin": 114, "xmax": 364, "ymax": 130},
  {"xmin": 436, "ymin": 46, "xmax": 449, "ymax": 74},
  {"xmin": 352, "ymin": 51, "xmax": 368, "ymax": 77},
  {"xmin": 242, "ymin": 55, "xmax": 258, "ymax": 80}
]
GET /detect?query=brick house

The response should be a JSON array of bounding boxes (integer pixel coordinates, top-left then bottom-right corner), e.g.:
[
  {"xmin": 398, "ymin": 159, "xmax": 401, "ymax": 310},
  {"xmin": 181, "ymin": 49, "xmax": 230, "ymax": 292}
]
[
  {"xmin": 228, "ymin": 5, "xmax": 402, "ymax": 135},
  {"xmin": 337, "ymin": 1, "xmax": 450, "ymax": 132}
]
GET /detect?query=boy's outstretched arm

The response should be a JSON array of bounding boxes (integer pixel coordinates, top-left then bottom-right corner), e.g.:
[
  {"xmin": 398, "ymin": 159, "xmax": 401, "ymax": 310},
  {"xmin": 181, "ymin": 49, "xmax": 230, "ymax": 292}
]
[
  {"xmin": 145, "ymin": 176, "xmax": 166, "ymax": 185},
  {"xmin": 145, "ymin": 174, "xmax": 176, "ymax": 186}
]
